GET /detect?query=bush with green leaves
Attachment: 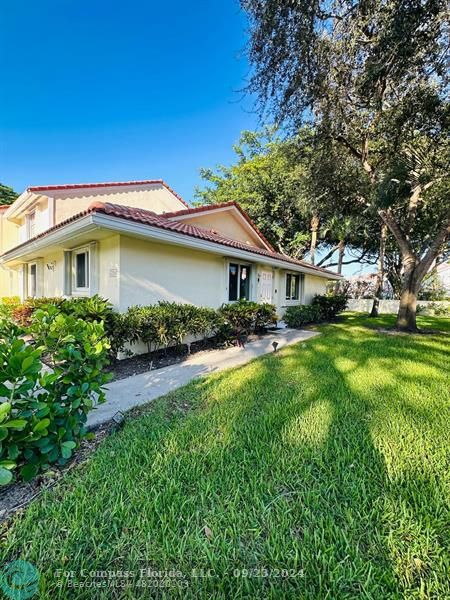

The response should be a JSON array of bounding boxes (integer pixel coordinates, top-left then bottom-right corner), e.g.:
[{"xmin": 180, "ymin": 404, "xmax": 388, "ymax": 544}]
[
  {"xmin": 0, "ymin": 311, "xmax": 110, "ymax": 486},
  {"xmin": 218, "ymin": 300, "xmax": 278, "ymax": 340},
  {"xmin": 283, "ymin": 304, "xmax": 323, "ymax": 328},
  {"xmin": 11, "ymin": 294, "xmax": 113, "ymax": 326},
  {"xmin": 0, "ymin": 296, "xmax": 21, "ymax": 320},
  {"xmin": 121, "ymin": 302, "xmax": 225, "ymax": 354},
  {"xmin": 284, "ymin": 294, "xmax": 347, "ymax": 328},
  {"xmin": 311, "ymin": 294, "xmax": 348, "ymax": 320},
  {"xmin": 417, "ymin": 302, "xmax": 450, "ymax": 317}
]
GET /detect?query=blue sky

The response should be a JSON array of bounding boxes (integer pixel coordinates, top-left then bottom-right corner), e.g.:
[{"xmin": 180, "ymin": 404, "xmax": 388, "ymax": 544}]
[
  {"xmin": 0, "ymin": 1, "xmax": 371, "ymax": 276},
  {"xmin": 1, "ymin": 0, "xmax": 257, "ymax": 203}
]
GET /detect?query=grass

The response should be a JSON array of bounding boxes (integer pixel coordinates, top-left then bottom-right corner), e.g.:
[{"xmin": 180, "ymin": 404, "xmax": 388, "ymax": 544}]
[{"xmin": 1, "ymin": 313, "xmax": 449, "ymax": 599}]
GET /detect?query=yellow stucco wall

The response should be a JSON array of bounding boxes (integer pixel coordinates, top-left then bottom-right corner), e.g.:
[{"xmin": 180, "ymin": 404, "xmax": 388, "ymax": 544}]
[
  {"xmin": 54, "ymin": 184, "xmax": 184, "ymax": 224},
  {"xmin": 118, "ymin": 236, "xmax": 227, "ymax": 311},
  {"xmin": 303, "ymin": 274, "xmax": 328, "ymax": 303},
  {"xmin": 98, "ymin": 235, "xmax": 121, "ymax": 309},
  {"xmin": 0, "ymin": 211, "xmax": 19, "ymax": 297},
  {"xmin": 175, "ymin": 211, "xmax": 265, "ymax": 248}
]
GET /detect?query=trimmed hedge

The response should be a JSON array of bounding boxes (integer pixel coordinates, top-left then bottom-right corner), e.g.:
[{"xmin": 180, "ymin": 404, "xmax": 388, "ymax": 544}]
[
  {"xmin": 218, "ymin": 300, "xmax": 277, "ymax": 339},
  {"xmin": 284, "ymin": 294, "xmax": 347, "ymax": 328},
  {"xmin": 113, "ymin": 302, "xmax": 223, "ymax": 355},
  {"xmin": 312, "ymin": 294, "xmax": 348, "ymax": 319}
]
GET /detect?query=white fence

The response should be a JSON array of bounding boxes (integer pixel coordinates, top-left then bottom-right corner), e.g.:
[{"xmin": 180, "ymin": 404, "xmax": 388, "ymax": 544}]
[{"xmin": 346, "ymin": 299, "xmax": 450, "ymax": 314}]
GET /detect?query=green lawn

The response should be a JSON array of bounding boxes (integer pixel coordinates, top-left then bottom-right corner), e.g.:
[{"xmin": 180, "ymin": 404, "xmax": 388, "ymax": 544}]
[{"xmin": 1, "ymin": 314, "xmax": 449, "ymax": 599}]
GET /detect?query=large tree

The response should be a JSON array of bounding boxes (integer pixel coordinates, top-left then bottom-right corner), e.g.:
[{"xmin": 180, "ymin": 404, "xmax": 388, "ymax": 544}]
[
  {"xmin": 0, "ymin": 183, "xmax": 18, "ymax": 205},
  {"xmin": 195, "ymin": 128, "xmax": 315, "ymax": 257},
  {"xmin": 196, "ymin": 127, "xmax": 379, "ymax": 267},
  {"xmin": 242, "ymin": 0, "xmax": 449, "ymax": 331}
]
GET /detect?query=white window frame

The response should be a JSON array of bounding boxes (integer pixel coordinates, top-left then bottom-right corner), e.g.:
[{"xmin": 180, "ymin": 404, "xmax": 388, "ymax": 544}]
[
  {"xmin": 72, "ymin": 246, "xmax": 90, "ymax": 295},
  {"xmin": 26, "ymin": 210, "xmax": 36, "ymax": 240},
  {"xmin": 285, "ymin": 272, "xmax": 304, "ymax": 302},
  {"xmin": 227, "ymin": 261, "xmax": 253, "ymax": 302}
]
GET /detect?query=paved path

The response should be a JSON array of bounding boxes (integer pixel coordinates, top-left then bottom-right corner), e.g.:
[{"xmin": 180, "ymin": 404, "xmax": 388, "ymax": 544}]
[{"xmin": 88, "ymin": 328, "xmax": 319, "ymax": 428}]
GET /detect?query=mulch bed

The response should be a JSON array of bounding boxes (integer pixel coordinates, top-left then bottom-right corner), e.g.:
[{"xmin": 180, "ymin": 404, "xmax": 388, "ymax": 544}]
[{"xmin": 107, "ymin": 330, "xmax": 281, "ymax": 381}]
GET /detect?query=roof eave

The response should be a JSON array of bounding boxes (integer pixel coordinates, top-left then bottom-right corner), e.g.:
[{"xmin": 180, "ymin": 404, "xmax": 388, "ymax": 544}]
[
  {"xmin": 92, "ymin": 214, "xmax": 341, "ymax": 279},
  {"xmin": 1, "ymin": 211, "xmax": 342, "ymax": 280},
  {"xmin": 3, "ymin": 191, "xmax": 36, "ymax": 220}
]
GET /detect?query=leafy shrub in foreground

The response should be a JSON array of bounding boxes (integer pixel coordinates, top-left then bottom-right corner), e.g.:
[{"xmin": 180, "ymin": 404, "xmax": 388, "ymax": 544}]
[{"xmin": 0, "ymin": 312, "xmax": 110, "ymax": 485}]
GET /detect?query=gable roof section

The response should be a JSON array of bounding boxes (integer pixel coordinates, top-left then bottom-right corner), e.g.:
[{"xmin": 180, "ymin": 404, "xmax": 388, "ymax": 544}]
[
  {"xmin": 27, "ymin": 179, "xmax": 188, "ymax": 207},
  {"xmin": 1, "ymin": 201, "xmax": 340, "ymax": 279},
  {"xmin": 162, "ymin": 201, "xmax": 275, "ymax": 251}
]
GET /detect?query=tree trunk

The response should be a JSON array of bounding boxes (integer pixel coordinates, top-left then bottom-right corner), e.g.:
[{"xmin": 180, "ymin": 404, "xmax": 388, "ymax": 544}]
[
  {"xmin": 334, "ymin": 240, "xmax": 345, "ymax": 292},
  {"xmin": 397, "ymin": 268, "xmax": 420, "ymax": 331},
  {"xmin": 310, "ymin": 213, "xmax": 320, "ymax": 264},
  {"xmin": 378, "ymin": 209, "xmax": 450, "ymax": 333},
  {"xmin": 370, "ymin": 223, "xmax": 387, "ymax": 317}
]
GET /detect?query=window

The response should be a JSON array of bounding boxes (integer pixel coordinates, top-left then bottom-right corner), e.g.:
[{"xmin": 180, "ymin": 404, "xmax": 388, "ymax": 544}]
[
  {"xmin": 228, "ymin": 263, "xmax": 251, "ymax": 301},
  {"xmin": 74, "ymin": 248, "xmax": 90, "ymax": 291},
  {"xmin": 285, "ymin": 273, "xmax": 303, "ymax": 300},
  {"xmin": 26, "ymin": 211, "xmax": 36, "ymax": 240},
  {"xmin": 29, "ymin": 263, "xmax": 37, "ymax": 298}
]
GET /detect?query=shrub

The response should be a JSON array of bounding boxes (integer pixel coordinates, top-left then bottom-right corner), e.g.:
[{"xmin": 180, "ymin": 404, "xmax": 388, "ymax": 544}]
[
  {"xmin": 0, "ymin": 311, "xmax": 110, "ymax": 485},
  {"xmin": 11, "ymin": 295, "xmax": 113, "ymax": 327},
  {"xmin": 121, "ymin": 302, "xmax": 225, "ymax": 354},
  {"xmin": 417, "ymin": 302, "xmax": 450, "ymax": 317},
  {"xmin": 284, "ymin": 294, "xmax": 347, "ymax": 328},
  {"xmin": 218, "ymin": 300, "xmax": 277, "ymax": 340},
  {"xmin": 283, "ymin": 304, "xmax": 322, "ymax": 328},
  {"xmin": 0, "ymin": 296, "xmax": 21, "ymax": 320},
  {"xmin": 312, "ymin": 294, "xmax": 348, "ymax": 320},
  {"xmin": 60, "ymin": 295, "xmax": 114, "ymax": 323}
]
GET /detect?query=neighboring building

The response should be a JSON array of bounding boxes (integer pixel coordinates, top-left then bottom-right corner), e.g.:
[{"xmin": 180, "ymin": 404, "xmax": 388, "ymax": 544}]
[
  {"xmin": 436, "ymin": 261, "xmax": 450, "ymax": 295},
  {"xmin": 0, "ymin": 180, "xmax": 340, "ymax": 314}
]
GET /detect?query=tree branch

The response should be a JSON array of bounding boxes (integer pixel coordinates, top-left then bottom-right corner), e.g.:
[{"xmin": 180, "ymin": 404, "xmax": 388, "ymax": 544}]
[
  {"xmin": 321, "ymin": 257, "xmax": 377, "ymax": 268},
  {"xmin": 316, "ymin": 244, "xmax": 340, "ymax": 267},
  {"xmin": 416, "ymin": 214, "xmax": 450, "ymax": 281},
  {"xmin": 378, "ymin": 209, "xmax": 415, "ymax": 258}
]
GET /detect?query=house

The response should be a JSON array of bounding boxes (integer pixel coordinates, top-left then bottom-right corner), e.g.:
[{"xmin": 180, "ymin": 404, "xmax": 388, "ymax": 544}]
[
  {"xmin": 436, "ymin": 261, "xmax": 450, "ymax": 295},
  {"xmin": 0, "ymin": 180, "xmax": 340, "ymax": 314}
]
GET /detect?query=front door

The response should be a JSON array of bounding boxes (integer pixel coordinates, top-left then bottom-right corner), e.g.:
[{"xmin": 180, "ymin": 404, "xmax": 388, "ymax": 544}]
[{"xmin": 260, "ymin": 270, "xmax": 273, "ymax": 303}]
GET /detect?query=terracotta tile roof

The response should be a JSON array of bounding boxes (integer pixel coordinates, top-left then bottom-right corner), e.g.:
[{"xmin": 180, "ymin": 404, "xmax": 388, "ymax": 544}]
[
  {"xmin": 27, "ymin": 179, "xmax": 188, "ymax": 207},
  {"xmin": 162, "ymin": 201, "xmax": 275, "ymax": 251},
  {"xmin": 1, "ymin": 201, "xmax": 341, "ymax": 278}
]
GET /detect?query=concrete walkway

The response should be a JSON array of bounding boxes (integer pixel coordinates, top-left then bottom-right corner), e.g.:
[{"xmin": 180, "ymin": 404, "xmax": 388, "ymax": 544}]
[{"xmin": 88, "ymin": 328, "xmax": 319, "ymax": 428}]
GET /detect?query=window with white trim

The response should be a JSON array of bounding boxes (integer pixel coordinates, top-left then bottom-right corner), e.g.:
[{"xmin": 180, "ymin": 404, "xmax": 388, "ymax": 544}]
[
  {"xmin": 73, "ymin": 247, "xmax": 90, "ymax": 292},
  {"xmin": 285, "ymin": 273, "xmax": 303, "ymax": 301},
  {"xmin": 228, "ymin": 263, "xmax": 251, "ymax": 301},
  {"xmin": 26, "ymin": 211, "xmax": 36, "ymax": 240}
]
